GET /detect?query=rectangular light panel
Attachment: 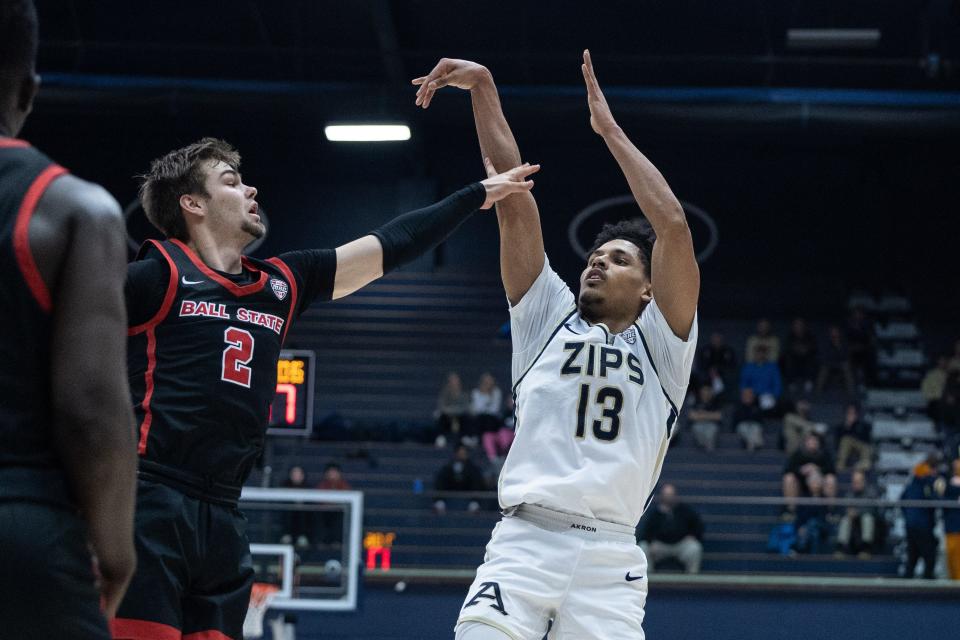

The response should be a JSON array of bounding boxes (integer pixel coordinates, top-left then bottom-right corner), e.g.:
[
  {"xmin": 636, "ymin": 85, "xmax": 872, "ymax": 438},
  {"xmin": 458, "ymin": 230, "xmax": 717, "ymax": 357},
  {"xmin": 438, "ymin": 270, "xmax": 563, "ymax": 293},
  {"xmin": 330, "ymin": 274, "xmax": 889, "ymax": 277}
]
[{"xmin": 324, "ymin": 124, "xmax": 411, "ymax": 142}]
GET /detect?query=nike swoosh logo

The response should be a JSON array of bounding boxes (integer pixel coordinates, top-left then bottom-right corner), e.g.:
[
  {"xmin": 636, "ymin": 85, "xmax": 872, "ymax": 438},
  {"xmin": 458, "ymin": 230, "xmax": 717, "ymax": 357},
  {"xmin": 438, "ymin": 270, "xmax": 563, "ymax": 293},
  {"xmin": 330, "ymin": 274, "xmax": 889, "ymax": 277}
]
[
  {"xmin": 181, "ymin": 276, "xmax": 204, "ymax": 285},
  {"xmin": 625, "ymin": 572, "xmax": 644, "ymax": 582}
]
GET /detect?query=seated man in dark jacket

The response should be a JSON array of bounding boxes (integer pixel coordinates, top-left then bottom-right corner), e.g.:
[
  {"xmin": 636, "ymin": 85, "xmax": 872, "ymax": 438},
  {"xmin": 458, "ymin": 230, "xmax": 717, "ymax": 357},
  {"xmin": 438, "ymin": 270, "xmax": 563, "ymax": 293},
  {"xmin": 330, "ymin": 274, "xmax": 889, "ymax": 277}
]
[
  {"xmin": 637, "ymin": 484, "xmax": 704, "ymax": 574},
  {"xmin": 783, "ymin": 433, "xmax": 838, "ymax": 513},
  {"xmin": 434, "ymin": 445, "xmax": 487, "ymax": 514}
]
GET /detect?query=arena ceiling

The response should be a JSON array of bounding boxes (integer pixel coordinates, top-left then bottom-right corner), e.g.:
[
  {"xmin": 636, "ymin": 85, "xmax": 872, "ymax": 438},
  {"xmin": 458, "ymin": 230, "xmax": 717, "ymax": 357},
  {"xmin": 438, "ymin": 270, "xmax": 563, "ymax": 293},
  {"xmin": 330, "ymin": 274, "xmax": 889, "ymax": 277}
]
[{"xmin": 36, "ymin": 0, "xmax": 960, "ymax": 91}]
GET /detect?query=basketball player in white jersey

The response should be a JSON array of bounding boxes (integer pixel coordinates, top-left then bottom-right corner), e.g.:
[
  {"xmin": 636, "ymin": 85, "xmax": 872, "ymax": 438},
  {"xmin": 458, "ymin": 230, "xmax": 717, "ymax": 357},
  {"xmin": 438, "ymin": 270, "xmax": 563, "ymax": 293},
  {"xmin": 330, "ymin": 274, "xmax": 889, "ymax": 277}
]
[{"xmin": 413, "ymin": 50, "xmax": 699, "ymax": 639}]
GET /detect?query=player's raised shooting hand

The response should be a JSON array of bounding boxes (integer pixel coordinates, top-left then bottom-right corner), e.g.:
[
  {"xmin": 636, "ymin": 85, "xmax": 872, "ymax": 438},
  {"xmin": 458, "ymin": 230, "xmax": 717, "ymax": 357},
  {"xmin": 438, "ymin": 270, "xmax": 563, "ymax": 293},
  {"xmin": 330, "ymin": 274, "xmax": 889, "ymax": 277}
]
[
  {"xmin": 479, "ymin": 157, "xmax": 539, "ymax": 210},
  {"xmin": 582, "ymin": 49, "xmax": 619, "ymax": 137},
  {"xmin": 412, "ymin": 58, "xmax": 491, "ymax": 108}
]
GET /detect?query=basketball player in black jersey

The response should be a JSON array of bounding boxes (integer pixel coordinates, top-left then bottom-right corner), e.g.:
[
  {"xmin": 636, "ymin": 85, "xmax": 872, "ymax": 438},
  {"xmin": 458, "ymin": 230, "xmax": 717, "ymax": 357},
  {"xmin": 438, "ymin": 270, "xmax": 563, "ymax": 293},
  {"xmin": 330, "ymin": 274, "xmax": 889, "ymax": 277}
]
[
  {"xmin": 113, "ymin": 137, "xmax": 538, "ymax": 639},
  {"xmin": 0, "ymin": 2, "xmax": 138, "ymax": 639}
]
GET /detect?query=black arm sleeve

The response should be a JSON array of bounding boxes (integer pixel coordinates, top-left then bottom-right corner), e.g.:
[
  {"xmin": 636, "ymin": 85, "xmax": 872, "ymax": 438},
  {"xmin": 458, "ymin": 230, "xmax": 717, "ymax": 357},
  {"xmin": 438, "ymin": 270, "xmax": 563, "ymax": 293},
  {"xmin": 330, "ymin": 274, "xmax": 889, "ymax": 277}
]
[
  {"xmin": 274, "ymin": 248, "xmax": 337, "ymax": 316},
  {"xmin": 370, "ymin": 182, "xmax": 486, "ymax": 273},
  {"xmin": 125, "ymin": 258, "xmax": 169, "ymax": 327}
]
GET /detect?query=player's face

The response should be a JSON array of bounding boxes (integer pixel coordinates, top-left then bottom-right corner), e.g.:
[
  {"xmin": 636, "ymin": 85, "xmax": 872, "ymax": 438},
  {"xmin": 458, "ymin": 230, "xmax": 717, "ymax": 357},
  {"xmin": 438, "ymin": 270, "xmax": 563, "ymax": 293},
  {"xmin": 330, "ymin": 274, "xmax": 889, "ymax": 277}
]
[
  {"xmin": 577, "ymin": 239, "xmax": 651, "ymax": 323},
  {"xmin": 201, "ymin": 160, "xmax": 264, "ymax": 242}
]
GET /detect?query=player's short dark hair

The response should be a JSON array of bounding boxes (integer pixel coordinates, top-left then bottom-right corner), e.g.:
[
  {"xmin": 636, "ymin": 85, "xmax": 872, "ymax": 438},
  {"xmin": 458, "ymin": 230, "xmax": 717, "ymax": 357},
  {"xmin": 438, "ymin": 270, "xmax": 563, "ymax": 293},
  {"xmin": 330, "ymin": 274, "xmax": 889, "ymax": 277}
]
[
  {"xmin": 139, "ymin": 137, "xmax": 241, "ymax": 241},
  {"xmin": 588, "ymin": 218, "xmax": 657, "ymax": 278},
  {"xmin": 0, "ymin": 0, "xmax": 38, "ymax": 77}
]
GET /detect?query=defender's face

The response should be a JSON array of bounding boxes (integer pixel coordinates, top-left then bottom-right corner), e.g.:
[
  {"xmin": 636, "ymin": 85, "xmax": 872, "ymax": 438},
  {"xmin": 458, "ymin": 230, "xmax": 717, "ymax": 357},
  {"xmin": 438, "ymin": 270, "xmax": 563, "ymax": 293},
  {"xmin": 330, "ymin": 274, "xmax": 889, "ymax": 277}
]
[
  {"xmin": 577, "ymin": 239, "xmax": 651, "ymax": 321},
  {"xmin": 201, "ymin": 160, "xmax": 263, "ymax": 241}
]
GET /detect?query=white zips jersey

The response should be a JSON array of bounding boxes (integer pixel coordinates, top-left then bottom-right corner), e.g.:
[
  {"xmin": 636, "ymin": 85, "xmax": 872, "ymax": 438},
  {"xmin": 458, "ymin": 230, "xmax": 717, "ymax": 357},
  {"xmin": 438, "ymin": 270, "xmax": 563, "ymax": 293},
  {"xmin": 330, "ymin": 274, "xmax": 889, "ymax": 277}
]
[{"xmin": 498, "ymin": 257, "xmax": 698, "ymax": 527}]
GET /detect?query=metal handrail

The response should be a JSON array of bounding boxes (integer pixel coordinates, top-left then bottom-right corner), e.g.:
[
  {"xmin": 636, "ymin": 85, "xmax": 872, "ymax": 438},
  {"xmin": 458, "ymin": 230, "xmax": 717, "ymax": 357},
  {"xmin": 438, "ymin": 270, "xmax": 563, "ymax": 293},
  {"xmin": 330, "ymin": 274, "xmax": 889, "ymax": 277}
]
[{"xmin": 421, "ymin": 490, "xmax": 960, "ymax": 510}]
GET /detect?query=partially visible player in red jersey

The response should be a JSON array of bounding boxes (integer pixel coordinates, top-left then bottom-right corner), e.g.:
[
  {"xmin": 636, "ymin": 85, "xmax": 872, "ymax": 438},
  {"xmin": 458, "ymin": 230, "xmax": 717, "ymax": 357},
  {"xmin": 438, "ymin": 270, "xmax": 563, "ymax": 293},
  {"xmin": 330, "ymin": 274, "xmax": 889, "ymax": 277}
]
[
  {"xmin": 112, "ymin": 137, "xmax": 539, "ymax": 640},
  {"xmin": 0, "ymin": 1, "xmax": 138, "ymax": 638}
]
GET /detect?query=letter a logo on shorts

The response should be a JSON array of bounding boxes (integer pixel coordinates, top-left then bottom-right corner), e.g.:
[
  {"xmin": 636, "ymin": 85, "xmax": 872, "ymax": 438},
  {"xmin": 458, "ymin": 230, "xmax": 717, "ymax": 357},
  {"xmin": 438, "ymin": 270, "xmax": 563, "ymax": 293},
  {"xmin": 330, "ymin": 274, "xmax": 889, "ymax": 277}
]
[{"xmin": 464, "ymin": 581, "xmax": 508, "ymax": 616}]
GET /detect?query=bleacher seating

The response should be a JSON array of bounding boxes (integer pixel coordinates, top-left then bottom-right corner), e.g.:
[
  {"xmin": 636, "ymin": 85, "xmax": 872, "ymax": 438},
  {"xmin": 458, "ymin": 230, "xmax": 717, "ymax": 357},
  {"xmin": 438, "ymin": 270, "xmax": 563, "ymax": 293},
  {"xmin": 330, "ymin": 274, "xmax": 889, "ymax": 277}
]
[
  {"xmin": 259, "ymin": 282, "xmax": 946, "ymax": 580},
  {"xmin": 286, "ymin": 271, "xmax": 511, "ymax": 426},
  {"xmin": 261, "ymin": 439, "xmax": 899, "ymax": 578},
  {"xmin": 871, "ymin": 415, "xmax": 937, "ymax": 441}
]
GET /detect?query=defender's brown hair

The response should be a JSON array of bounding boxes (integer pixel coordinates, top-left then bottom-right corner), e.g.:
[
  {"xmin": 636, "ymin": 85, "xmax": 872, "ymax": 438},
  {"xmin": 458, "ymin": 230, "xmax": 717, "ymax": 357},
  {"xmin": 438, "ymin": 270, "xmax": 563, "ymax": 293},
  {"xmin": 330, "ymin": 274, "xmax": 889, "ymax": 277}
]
[{"xmin": 138, "ymin": 137, "xmax": 241, "ymax": 240}]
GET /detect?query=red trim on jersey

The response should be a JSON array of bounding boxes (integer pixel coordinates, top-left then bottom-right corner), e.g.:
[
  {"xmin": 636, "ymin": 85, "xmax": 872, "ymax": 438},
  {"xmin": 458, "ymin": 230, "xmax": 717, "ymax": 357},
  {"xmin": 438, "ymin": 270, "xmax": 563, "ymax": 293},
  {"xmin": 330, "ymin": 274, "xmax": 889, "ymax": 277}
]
[
  {"xmin": 169, "ymin": 238, "xmax": 268, "ymax": 297},
  {"xmin": 110, "ymin": 617, "xmax": 181, "ymax": 640},
  {"xmin": 182, "ymin": 630, "xmax": 235, "ymax": 640},
  {"xmin": 12, "ymin": 164, "xmax": 68, "ymax": 313},
  {"xmin": 266, "ymin": 257, "xmax": 299, "ymax": 345},
  {"xmin": 127, "ymin": 240, "xmax": 180, "ymax": 456},
  {"xmin": 128, "ymin": 239, "xmax": 180, "ymax": 336},
  {"xmin": 0, "ymin": 137, "xmax": 29, "ymax": 148},
  {"xmin": 136, "ymin": 327, "xmax": 158, "ymax": 455}
]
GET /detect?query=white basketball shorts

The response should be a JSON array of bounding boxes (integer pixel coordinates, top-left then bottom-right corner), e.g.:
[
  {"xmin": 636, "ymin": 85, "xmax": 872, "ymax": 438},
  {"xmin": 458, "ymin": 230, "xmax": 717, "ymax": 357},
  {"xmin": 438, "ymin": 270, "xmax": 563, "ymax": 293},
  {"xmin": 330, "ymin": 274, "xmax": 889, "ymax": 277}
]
[{"xmin": 455, "ymin": 505, "xmax": 649, "ymax": 640}]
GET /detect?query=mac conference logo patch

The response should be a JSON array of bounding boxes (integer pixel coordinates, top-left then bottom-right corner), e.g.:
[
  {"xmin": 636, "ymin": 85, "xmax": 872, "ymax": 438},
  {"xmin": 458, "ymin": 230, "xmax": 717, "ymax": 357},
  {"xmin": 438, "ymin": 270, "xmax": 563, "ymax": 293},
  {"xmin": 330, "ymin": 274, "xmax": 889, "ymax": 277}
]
[
  {"xmin": 270, "ymin": 278, "xmax": 289, "ymax": 301},
  {"xmin": 620, "ymin": 326, "xmax": 637, "ymax": 345}
]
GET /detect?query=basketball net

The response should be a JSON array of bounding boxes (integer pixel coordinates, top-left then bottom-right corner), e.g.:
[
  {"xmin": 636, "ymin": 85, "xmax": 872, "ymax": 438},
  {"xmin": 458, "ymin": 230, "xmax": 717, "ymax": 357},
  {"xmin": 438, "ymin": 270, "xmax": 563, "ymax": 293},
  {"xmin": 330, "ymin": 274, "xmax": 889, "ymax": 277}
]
[{"xmin": 242, "ymin": 582, "xmax": 280, "ymax": 639}]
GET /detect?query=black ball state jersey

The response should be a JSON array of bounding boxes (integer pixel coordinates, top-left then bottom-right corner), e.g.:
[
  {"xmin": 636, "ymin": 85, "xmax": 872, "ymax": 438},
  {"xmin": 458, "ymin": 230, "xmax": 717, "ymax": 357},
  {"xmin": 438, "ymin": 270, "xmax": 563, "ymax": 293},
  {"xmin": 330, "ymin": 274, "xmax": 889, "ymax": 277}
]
[
  {"xmin": 0, "ymin": 139, "xmax": 71, "ymax": 504},
  {"xmin": 127, "ymin": 238, "xmax": 322, "ymax": 498}
]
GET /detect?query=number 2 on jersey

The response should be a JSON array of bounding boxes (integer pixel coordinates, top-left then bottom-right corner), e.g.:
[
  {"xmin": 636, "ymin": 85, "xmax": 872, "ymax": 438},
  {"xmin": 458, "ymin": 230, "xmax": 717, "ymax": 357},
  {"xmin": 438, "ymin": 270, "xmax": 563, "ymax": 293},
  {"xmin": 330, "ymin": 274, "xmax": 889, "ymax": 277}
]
[
  {"xmin": 222, "ymin": 327, "xmax": 255, "ymax": 387},
  {"xmin": 576, "ymin": 383, "xmax": 623, "ymax": 441}
]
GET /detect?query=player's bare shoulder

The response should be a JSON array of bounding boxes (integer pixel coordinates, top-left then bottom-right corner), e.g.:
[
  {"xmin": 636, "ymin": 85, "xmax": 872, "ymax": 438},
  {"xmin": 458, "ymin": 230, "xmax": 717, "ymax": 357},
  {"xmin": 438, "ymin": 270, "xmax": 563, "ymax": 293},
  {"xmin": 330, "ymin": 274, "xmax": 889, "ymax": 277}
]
[{"xmin": 30, "ymin": 174, "xmax": 125, "ymax": 284}]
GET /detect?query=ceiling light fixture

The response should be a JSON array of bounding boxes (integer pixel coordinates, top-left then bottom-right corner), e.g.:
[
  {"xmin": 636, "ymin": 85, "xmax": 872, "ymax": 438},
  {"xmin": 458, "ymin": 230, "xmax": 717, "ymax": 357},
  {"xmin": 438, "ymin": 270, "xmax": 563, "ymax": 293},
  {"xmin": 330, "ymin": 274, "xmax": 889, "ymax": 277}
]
[{"xmin": 324, "ymin": 124, "xmax": 411, "ymax": 142}]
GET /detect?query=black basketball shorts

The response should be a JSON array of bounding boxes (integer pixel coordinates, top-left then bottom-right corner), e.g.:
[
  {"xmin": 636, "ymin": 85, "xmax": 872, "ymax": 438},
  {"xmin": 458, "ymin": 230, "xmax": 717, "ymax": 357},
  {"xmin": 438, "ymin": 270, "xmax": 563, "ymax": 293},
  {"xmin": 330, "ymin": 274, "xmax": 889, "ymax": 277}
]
[
  {"xmin": 111, "ymin": 479, "xmax": 254, "ymax": 640},
  {"xmin": 0, "ymin": 500, "xmax": 110, "ymax": 640}
]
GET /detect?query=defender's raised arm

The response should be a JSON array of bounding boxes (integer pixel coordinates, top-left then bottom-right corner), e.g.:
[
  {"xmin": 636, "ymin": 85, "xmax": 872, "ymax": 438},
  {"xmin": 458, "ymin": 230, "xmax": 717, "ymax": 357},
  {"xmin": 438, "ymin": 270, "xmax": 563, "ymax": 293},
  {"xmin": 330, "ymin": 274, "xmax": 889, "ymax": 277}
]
[
  {"xmin": 331, "ymin": 160, "xmax": 538, "ymax": 299},
  {"xmin": 414, "ymin": 58, "xmax": 545, "ymax": 305}
]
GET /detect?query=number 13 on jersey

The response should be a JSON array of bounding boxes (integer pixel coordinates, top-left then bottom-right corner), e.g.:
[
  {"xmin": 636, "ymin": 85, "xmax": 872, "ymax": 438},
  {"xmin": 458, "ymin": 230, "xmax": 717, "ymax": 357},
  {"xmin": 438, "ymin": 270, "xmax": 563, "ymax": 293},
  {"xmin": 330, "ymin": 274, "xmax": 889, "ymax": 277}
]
[{"xmin": 575, "ymin": 383, "xmax": 678, "ymax": 442}]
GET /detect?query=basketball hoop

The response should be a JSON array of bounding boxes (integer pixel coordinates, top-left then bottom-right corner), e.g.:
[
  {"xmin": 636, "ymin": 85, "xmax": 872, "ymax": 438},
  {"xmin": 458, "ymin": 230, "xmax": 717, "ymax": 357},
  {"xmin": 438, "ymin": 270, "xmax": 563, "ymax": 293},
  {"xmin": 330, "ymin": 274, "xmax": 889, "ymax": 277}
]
[{"xmin": 243, "ymin": 582, "xmax": 280, "ymax": 639}]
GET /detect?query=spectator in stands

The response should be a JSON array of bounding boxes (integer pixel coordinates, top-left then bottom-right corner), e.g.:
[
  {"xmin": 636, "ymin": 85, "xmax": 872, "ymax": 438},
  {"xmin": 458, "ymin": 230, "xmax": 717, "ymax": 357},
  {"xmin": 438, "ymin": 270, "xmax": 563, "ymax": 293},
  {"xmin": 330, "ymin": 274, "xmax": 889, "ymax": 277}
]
[
  {"xmin": 746, "ymin": 318, "xmax": 780, "ymax": 364},
  {"xmin": 783, "ymin": 433, "xmax": 838, "ymax": 513},
  {"xmin": 900, "ymin": 461, "xmax": 938, "ymax": 579},
  {"xmin": 434, "ymin": 445, "xmax": 486, "ymax": 515},
  {"xmin": 941, "ymin": 459, "xmax": 960, "ymax": 580},
  {"xmin": 836, "ymin": 470, "xmax": 879, "ymax": 558},
  {"xmin": 637, "ymin": 484, "xmax": 704, "ymax": 574},
  {"xmin": 700, "ymin": 331, "xmax": 737, "ymax": 395},
  {"xmin": 280, "ymin": 466, "xmax": 312, "ymax": 548},
  {"xmin": 835, "ymin": 404, "xmax": 873, "ymax": 471},
  {"xmin": 733, "ymin": 387, "xmax": 764, "ymax": 452},
  {"xmin": 782, "ymin": 317, "xmax": 819, "ymax": 394},
  {"xmin": 471, "ymin": 372, "xmax": 503, "ymax": 450},
  {"xmin": 702, "ymin": 366, "xmax": 728, "ymax": 403},
  {"xmin": 922, "ymin": 355, "xmax": 950, "ymax": 423},
  {"xmin": 739, "ymin": 344, "xmax": 782, "ymax": 415},
  {"xmin": 316, "ymin": 462, "xmax": 352, "ymax": 544},
  {"xmin": 434, "ymin": 372, "xmax": 471, "ymax": 448},
  {"xmin": 845, "ymin": 306, "xmax": 875, "ymax": 385},
  {"xmin": 318, "ymin": 462, "xmax": 351, "ymax": 491},
  {"xmin": 782, "ymin": 399, "xmax": 826, "ymax": 457},
  {"xmin": 817, "ymin": 325, "xmax": 855, "ymax": 394},
  {"xmin": 687, "ymin": 384, "xmax": 723, "ymax": 452},
  {"xmin": 794, "ymin": 469, "xmax": 830, "ymax": 554},
  {"xmin": 483, "ymin": 395, "xmax": 515, "ymax": 464}
]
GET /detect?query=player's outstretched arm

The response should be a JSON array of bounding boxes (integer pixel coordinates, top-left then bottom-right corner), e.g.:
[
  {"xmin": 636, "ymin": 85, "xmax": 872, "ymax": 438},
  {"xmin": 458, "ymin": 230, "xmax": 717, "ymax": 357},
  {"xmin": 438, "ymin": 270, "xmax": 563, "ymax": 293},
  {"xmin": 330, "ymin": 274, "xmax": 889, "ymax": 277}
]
[
  {"xmin": 331, "ymin": 162, "xmax": 538, "ymax": 299},
  {"xmin": 582, "ymin": 49, "xmax": 700, "ymax": 338},
  {"xmin": 32, "ymin": 176, "xmax": 138, "ymax": 618},
  {"xmin": 414, "ymin": 59, "xmax": 544, "ymax": 306}
]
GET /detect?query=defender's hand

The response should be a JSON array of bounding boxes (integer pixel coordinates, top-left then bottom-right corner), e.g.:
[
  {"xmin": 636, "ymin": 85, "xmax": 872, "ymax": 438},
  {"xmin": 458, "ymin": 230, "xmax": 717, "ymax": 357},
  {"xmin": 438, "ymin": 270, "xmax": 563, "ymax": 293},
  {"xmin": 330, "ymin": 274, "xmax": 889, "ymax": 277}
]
[
  {"xmin": 413, "ymin": 58, "xmax": 490, "ymax": 108},
  {"xmin": 479, "ymin": 158, "xmax": 540, "ymax": 210},
  {"xmin": 581, "ymin": 49, "xmax": 619, "ymax": 136}
]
